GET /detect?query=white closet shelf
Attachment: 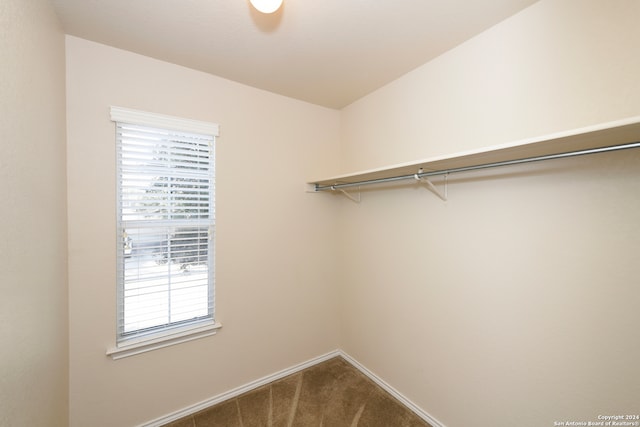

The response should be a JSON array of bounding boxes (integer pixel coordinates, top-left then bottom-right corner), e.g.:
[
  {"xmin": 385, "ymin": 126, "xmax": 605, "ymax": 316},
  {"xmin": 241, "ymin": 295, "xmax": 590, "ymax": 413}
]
[{"xmin": 308, "ymin": 116, "xmax": 640, "ymax": 191}]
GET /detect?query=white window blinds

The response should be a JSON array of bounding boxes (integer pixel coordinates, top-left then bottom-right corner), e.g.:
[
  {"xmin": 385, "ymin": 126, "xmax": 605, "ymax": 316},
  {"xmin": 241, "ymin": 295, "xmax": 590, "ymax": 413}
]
[{"xmin": 115, "ymin": 113, "xmax": 216, "ymax": 343}]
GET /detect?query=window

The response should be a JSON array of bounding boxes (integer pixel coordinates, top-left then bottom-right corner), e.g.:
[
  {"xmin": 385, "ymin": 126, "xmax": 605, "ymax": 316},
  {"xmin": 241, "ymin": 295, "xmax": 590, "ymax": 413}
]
[{"xmin": 109, "ymin": 107, "xmax": 220, "ymax": 357}]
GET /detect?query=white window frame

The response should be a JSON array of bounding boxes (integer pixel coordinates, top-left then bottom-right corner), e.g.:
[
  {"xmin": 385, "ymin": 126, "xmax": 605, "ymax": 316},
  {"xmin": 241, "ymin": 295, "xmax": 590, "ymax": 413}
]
[{"xmin": 107, "ymin": 107, "xmax": 221, "ymax": 360}]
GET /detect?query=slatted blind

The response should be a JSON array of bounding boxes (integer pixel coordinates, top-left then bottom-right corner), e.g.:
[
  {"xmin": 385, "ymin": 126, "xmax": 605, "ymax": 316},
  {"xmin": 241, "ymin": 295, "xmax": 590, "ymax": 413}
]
[{"xmin": 116, "ymin": 121, "xmax": 215, "ymax": 342}]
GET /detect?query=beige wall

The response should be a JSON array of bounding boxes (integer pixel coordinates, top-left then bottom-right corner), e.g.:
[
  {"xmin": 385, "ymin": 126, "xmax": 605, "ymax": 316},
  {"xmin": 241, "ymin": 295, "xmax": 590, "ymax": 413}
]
[
  {"xmin": 13, "ymin": 0, "xmax": 638, "ymax": 426},
  {"xmin": 341, "ymin": 0, "xmax": 640, "ymax": 170},
  {"xmin": 339, "ymin": 1, "xmax": 640, "ymax": 426},
  {"xmin": 65, "ymin": 36, "xmax": 342, "ymax": 426},
  {"xmin": 0, "ymin": 0, "xmax": 69, "ymax": 426}
]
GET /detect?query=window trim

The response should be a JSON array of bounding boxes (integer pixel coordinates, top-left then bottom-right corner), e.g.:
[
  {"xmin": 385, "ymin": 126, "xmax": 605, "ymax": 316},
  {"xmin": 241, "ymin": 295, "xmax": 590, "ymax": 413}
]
[
  {"xmin": 106, "ymin": 320, "xmax": 222, "ymax": 360},
  {"xmin": 108, "ymin": 106, "xmax": 221, "ymax": 359},
  {"xmin": 110, "ymin": 106, "xmax": 219, "ymax": 136}
]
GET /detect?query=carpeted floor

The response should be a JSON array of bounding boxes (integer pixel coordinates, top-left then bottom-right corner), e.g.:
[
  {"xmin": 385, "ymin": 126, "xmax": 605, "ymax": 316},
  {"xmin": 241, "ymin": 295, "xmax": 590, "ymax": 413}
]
[{"xmin": 163, "ymin": 356, "xmax": 432, "ymax": 427}]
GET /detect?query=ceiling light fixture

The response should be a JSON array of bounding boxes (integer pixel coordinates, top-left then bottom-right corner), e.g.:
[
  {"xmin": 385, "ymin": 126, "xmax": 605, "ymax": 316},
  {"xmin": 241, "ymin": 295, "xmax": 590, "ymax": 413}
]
[{"xmin": 250, "ymin": 0, "xmax": 283, "ymax": 14}]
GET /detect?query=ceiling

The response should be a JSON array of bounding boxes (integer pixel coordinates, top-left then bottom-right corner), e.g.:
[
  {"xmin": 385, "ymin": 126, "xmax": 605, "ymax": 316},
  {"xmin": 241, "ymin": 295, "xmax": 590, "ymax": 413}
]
[{"xmin": 51, "ymin": 0, "xmax": 538, "ymax": 109}]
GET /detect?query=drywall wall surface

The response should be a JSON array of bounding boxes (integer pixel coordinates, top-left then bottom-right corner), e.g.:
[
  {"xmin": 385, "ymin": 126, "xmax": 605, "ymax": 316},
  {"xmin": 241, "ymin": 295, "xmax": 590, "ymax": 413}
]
[
  {"xmin": 341, "ymin": 0, "xmax": 640, "ymax": 171},
  {"xmin": 338, "ymin": 1, "xmax": 640, "ymax": 426},
  {"xmin": 66, "ymin": 36, "xmax": 341, "ymax": 427},
  {"xmin": 0, "ymin": 0, "xmax": 69, "ymax": 426},
  {"xmin": 338, "ymin": 153, "xmax": 640, "ymax": 427}
]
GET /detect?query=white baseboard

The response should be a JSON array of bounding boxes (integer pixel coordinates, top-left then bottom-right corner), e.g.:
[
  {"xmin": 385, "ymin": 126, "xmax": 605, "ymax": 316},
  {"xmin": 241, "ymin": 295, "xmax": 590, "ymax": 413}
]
[
  {"xmin": 138, "ymin": 349, "xmax": 445, "ymax": 427},
  {"xmin": 137, "ymin": 350, "xmax": 341, "ymax": 427},
  {"xmin": 337, "ymin": 350, "xmax": 446, "ymax": 427}
]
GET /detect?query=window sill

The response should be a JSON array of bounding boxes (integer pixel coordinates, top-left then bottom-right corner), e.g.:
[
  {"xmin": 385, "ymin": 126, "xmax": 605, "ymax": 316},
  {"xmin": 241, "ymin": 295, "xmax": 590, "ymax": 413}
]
[{"xmin": 106, "ymin": 321, "xmax": 222, "ymax": 360}]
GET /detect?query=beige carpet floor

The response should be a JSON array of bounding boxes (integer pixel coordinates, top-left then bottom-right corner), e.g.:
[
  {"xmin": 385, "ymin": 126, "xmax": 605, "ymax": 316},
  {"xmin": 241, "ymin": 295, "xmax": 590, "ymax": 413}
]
[{"xmin": 163, "ymin": 356, "xmax": 432, "ymax": 427}]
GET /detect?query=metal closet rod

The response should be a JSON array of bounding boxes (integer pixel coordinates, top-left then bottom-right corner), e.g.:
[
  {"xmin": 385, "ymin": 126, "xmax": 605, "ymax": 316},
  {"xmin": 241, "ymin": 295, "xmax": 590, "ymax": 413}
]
[{"xmin": 315, "ymin": 141, "xmax": 640, "ymax": 192}]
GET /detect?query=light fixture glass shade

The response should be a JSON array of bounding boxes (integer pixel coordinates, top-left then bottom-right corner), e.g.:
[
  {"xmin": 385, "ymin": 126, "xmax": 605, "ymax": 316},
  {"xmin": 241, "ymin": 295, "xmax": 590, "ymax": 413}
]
[{"xmin": 250, "ymin": 0, "xmax": 283, "ymax": 14}]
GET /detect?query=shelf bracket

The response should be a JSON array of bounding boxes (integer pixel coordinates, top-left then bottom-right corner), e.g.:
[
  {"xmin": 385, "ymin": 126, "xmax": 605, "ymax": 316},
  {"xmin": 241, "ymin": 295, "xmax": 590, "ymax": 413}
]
[
  {"xmin": 414, "ymin": 171, "xmax": 447, "ymax": 201},
  {"xmin": 331, "ymin": 185, "xmax": 361, "ymax": 203}
]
